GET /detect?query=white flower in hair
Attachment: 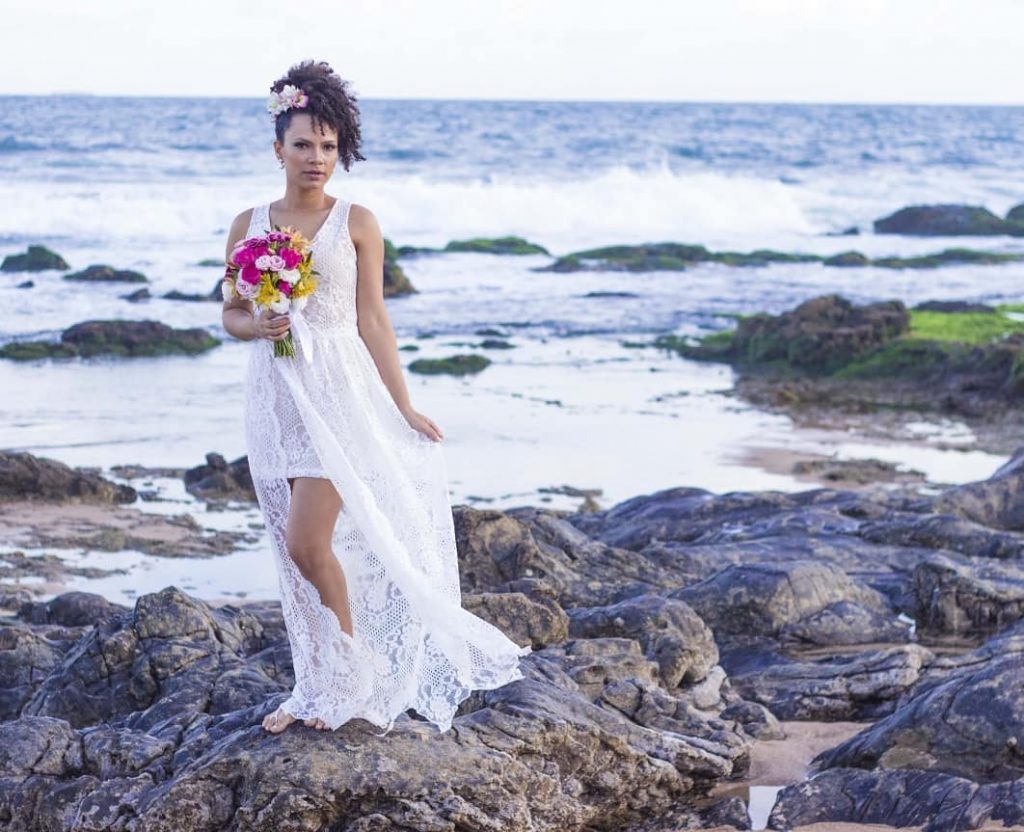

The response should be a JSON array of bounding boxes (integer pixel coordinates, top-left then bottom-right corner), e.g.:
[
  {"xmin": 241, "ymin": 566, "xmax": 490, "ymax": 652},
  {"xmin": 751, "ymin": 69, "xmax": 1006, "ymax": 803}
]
[{"xmin": 267, "ymin": 84, "xmax": 309, "ymax": 118}]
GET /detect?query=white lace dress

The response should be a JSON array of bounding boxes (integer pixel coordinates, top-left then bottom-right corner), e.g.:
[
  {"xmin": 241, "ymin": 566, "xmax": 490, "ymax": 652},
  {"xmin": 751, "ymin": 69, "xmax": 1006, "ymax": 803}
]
[{"xmin": 241, "ymin": 198, "xmax": 531, "ymax": 735}]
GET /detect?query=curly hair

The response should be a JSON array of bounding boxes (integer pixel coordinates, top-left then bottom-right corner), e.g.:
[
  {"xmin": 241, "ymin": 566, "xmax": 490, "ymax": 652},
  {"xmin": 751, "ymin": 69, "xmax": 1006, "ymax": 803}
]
[{"xmin": 270, "ymin": 60, "xmax": 366, "ymax": 171}]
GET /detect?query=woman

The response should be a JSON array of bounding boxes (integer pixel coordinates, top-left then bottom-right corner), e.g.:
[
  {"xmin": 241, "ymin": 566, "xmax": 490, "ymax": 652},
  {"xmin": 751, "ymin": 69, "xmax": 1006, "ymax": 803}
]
[{"xmin": 222, "ymin": 60, "xmax": 530, "ymax": 736}]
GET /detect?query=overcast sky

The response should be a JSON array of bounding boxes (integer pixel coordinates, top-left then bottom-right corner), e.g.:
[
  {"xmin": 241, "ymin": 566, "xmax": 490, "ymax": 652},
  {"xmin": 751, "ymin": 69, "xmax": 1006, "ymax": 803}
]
[{"xmin": 4, "ymin": 0, "xmax": 1023, "ymax": 104}]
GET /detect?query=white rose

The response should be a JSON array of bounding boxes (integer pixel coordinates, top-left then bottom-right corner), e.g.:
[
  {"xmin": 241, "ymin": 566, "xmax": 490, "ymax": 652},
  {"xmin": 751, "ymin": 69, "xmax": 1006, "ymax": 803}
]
[
  {"xmin": 279, "ymin": 268, "xmax": 300, "ymax": 284},
  {"xmin": 270, "ymin": 296, "xmax": 291, "ymax": 314},
  {"xmin": 221, "ymin": 280, "xmax": 236, "ymax": 301},
  {"xmin": 255, "ymin": 255, "xmax": 273, "ymax": 270}
]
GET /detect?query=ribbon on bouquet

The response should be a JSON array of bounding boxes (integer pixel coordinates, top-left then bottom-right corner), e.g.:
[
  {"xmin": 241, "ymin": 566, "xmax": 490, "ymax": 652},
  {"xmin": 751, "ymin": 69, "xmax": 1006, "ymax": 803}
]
[{"xmin": 289, "ymin": 302, "xmax": 315, "ymax": 365}]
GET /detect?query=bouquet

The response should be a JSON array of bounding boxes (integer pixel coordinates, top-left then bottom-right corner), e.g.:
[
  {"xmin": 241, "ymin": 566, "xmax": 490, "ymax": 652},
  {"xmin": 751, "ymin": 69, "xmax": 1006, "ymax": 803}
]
[{"xmin": 223, "ymin": 227, "xmax": 318, "ymax": 358}]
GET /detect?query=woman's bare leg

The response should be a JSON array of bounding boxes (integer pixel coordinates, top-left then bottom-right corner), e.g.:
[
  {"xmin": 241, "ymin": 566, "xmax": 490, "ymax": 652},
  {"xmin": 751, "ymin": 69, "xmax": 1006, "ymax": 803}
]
[{"xmin": 283, "ymin": 476, "xmax": 352, "ymax": 730}]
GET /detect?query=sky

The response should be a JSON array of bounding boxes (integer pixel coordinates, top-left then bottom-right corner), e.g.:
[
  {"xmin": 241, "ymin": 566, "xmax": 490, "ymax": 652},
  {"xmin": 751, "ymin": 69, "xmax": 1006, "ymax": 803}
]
[{"xmin": 4, "ymin": 0, "xmax": 1024, "ymax": 104}]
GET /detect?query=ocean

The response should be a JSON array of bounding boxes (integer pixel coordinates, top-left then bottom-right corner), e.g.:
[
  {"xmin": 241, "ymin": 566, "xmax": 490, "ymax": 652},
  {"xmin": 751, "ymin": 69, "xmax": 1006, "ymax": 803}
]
[{"xmin": 2, "ymin": 95, "xmax": 1022, "ymax": 600}]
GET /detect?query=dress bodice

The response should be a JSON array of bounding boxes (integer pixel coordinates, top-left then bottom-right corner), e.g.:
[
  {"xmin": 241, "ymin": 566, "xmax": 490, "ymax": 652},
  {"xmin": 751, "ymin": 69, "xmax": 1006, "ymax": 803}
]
[{"xmin": 246, "ymin": 199, "xmax": 359, "ymax": 335}]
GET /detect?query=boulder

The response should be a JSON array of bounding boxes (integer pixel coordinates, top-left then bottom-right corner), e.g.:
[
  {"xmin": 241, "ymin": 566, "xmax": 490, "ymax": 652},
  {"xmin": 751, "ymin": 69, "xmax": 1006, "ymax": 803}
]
[
  {"xmin": 383, "ymin": 237, "xmax": 416, "ymax": 297},
  {"xmin": 913, "ymin": 554, "xmax": 1024, "ymax": 637},
  {"xmin": 0, "ymin": 451, "xmax": 136, "ymax": 503},
  {"xmin": 874, "ymin": 204, "xmax": 1021, "ymax": 236},
  {"xmin": 462, "ymin": 590, "xmax": 568, "ymax": 649},
  {"xmin": 823, "ymin": 250, "xmax": 870, "ymax": 267},
  {"xmin": 63, "ymin": 264, "xmax": 148, "ymax": 283},
  {"xmin": 408, "ymin": 354, "xmax": 490, "ymax": 375},
  {"xmin": 0, "ymin": 320, "xmax": 220, "ymax": 360},
  {"xmin": 0, "ymin": 245, "xmax": 69, "ymax": 272},
  {"xmin": 183, "ymin": 452, "xmax": 256, "ymax": 502}
]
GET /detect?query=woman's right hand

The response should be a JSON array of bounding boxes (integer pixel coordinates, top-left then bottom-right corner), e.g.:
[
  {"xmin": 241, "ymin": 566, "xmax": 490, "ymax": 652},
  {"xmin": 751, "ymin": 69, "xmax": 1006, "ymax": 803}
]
[{"xmin": 252, "ymin": 308, "xmax": 291, "ymax": 342}]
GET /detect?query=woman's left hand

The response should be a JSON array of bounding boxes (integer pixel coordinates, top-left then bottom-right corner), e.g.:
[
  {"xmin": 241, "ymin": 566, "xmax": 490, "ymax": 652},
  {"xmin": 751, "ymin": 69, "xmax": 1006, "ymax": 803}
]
[{"xmin": 402, "ymin": 407, "xmax": 444, "ymax": 442}]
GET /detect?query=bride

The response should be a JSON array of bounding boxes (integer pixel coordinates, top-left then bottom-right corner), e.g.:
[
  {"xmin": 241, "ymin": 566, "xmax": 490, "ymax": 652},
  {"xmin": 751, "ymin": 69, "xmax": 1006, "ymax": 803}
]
[{"xmin": 221, "ymin": 60, "xmax": 530, "ymax": 736}]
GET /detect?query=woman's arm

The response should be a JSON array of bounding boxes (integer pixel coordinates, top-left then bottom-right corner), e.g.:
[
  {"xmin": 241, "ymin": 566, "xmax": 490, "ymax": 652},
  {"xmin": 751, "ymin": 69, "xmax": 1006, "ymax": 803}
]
[
  {"xmin": 351, "ymin": 204, "xmax": 443, "ymax": 442},
  {"xmin": 221, "ymin": 209, "xmax": 291, "ymax": 344}
]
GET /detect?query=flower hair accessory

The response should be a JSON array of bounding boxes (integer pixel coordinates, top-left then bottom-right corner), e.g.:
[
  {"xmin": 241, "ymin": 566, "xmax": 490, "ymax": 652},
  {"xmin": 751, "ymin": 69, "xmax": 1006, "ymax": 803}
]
[{"xmin": 267, "ymin": 84, "xmax": 309, "ymax": 118}]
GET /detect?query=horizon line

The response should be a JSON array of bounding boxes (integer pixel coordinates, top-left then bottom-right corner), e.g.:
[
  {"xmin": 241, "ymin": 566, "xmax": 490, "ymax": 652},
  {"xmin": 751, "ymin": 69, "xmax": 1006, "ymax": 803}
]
[{"xmin": 2, "ymin": 91, "xmax": 1024, "ymax": 108}]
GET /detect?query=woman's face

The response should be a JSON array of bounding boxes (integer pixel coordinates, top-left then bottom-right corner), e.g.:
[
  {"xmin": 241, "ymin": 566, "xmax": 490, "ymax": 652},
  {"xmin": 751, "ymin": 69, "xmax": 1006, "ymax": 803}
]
[{"xmin": 274, "ymin": 114, "xmax": 339, "ymax": 187}]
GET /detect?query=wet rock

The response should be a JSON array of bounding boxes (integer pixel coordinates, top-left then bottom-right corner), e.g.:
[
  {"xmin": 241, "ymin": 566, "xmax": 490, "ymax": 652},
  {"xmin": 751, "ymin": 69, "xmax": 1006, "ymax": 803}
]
[
  {"xmin": 823, "ymin": 250, "xmax": 870, "ymax": 267},
  {"xmin": 15, "ymin": 279, "xmax": 33, "ymax": 288},
  {"xmin": 64, "ymin": 264, "xmax": 148, "ymax": 283},
  {"xmin": 408, "ymin": 353, "xmax": 491, "ymax": 375},
  {"xmin": 383, "ymin": 237, "xmax": 416, "ymax": 297},
  {"xmin": 163, "ymin": 289, "xmax": 213, "ymax": 302},
  {"xmin": 183, "ymin": 452, "xmax": 256, "ymax": 502},
  {"xmin": 445, "ymin": 236, "xmax": 550, "ymax": 255},
  {"xmin": 874, "ymin": 203, "xmax": 1023, "ymax": 236},
  {"xmin": 0, "ymin": 319, "xmax": 220, "ymax": 360},
  {"xmin": 1008, "ymin": 202, "xmax": 1024, "ymax": 223},
  {"xmin": 792, "ymin": 456, "xmax": 925, "ymax": 485},
  {"xmin": 0, "ymin": 245, "xmax": 70, "ymax": 272},
  {"xmin": 122, "ymin": 287, "xmax": 151, "ymax": 302},
  {"xmin": 0, "ymin": 451, "xmax": 136, "ymax": 503},
  {"xmin": 915, "ymin": 299, "xmax": 997, "ymax": 314},
  {"xmin": 540, "ymin": 242, "xmax": 820, "ymax": 273},
  {"xmin": 0, "ymin": 627, "xmax": 65, "ymax": 719},
  {"xmin": 720, "ymin": 699, "xmax": 785, "ymax": 740}
]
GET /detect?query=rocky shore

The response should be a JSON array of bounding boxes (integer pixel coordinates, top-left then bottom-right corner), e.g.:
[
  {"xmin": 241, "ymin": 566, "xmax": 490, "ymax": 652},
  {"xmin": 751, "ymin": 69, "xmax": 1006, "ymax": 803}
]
[
  {"xmin": 659, "ymin": 294, "xmax": 1024, "ymax": 456},
  {"xmin": 1, "ymin": 444, "xmax": 1023, "ymax": 829}
]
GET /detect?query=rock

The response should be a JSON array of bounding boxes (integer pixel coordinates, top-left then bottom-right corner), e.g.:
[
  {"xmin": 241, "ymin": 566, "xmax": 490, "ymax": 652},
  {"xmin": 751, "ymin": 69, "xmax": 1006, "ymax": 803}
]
[
  {"xmin": 0, "ymin": 245, "xmax": 69, "ymax": 272},
  {"xmin": 196, "ymin": 258, "xmax": 223, "ymax": 267},
  {"xmin": 823, "ymin": 250, "xmax": 870, "ymax": 267},
  {"xmin": 462, "ymin": 590, "xmax": 568, "ymax": 649},
  {"xmin": 539, "ymin": 243, "xmax": 821, "ymax": 273},
  {"xmin": 478, "ymin": 338, "xmax": 514, "ymax": 349},
  {"xmin": 768, "ymin": 766, "xmax": 1024, "ymax": 831},
  {"xmin": 17, "ymin": 591, "xmax": 128, "ymax": 626},
  {"xmin": 445, "ymin": 236, "xmax": 550, "ymax": 255},
  {"xmin": 874, "ymin": 203, "xmax": 1023, "ymax": 236},
  {"xmin": 780, "ymin": 599, "xmax": 912, "ymax": 647},
  {"xmin": 0, "ymin": 451, "xmax": 136, "ymax": 503},
  {"xmin": 720, "ymin": 699, "xmax": 785, "ymax": 739},
  {"xmin": 725, "ymin": 644, "xmax": 932, "ymax": 721},
  {"xmin": 0, "ymin": 584, "xmax": 752, "ymax": 832},
  {"xmin": 792, "ymin": 456, "xmax": 925, "ymax": 486},
  {"xmin": 915, "ymin": 299, "xmax": 997, "ymax": 313},
  {"xmin": 566, "ymin": 594, "xmax": 718, "ymax": 687},
  {"xmin": 184, "ymin": 452, "xmax": 256, "ymax": 502},
  {"xmin": 582, "ymin": 291, "xmax": 641, "ymax": 298},
  {"xmin": 382, "ymin": 237, "xmax": 416, "ymax": 297},
  {"xmin": 162, "ymin": 290, "xmax": 213, "ymax": 302},
  {"xmin": 64, "ymin": 264, "xmax": 148, "ymax": 283},
  {"xmin": 935, "ymin": 446, "xmax": 1024, "ymax": 531},
  {"xmin": 408, "ymin": 354, "xmax": 491, "ymax": 375},
  {"xmin": 690, "ymin": 294, "xmax": 909, "ymax": 373},
  {"xmin": 15, "ymin": 279, "xmax": 33, "ymax": 288},
  {"xmin": 816, "ymin": 650, "xmax": 1024, "ymax": 783},
  {"xmin": 1008, "ymin": 202, "xmax": 1024, "ymax": 223},
  {"xmin": 913, "ymin": 553, "xmax": 1024, "ymax": 637},
  {"xmin": 672, "ymin": 561, "xmax": 893, "ymax": 639},
  {"xmin": 700, "ymin": 795, "xmax": 752, "ymax": 829},
  {"xmin": 0, "ymin": 628, "xmax": 65, "ymax": 719},
  {"xmin": 122, "ymin": 287, "xmax": 151, "ymax": 302},
  {"xmin": 0, "ymin": 319, "xmax": 221, "ymax": 360}
]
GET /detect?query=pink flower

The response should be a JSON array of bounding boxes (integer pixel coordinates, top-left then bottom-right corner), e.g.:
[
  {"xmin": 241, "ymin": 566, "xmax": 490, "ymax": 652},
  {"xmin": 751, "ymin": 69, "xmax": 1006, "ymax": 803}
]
[
  {"xmin": 280, "ymin": 247, "xmax": 302, "ymax": 269},
  {"xmin": 232, "ymin": 246, "xmax": 256, "ymax": 267},
  {"xmin": 240, "ymin": 263, "xmax": 261, "ymax": 284},
  {"xmin": 235, "ymin": 278, "xmax": 258, "ymax": 299},
  {"xmin": 267, "ymin": 255, "xmax": 286, "ymax": 271},
  {"xmin": 278, "ymin": 280, "xmax": 293, "ymax": 296}
]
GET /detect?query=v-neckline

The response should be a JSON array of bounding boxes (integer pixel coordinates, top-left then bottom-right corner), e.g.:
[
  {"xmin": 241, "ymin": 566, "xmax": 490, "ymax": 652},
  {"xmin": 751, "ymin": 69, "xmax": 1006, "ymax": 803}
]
[{"xmin": 266, "ymin": 198, "xmax": 339, "ymax": 244}]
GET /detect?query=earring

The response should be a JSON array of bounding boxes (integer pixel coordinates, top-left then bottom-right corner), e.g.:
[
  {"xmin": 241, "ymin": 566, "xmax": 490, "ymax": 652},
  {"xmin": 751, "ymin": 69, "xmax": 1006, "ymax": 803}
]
[{"xmin": 278, "ymin": 158, "xmax": 285, "ymax": 168}]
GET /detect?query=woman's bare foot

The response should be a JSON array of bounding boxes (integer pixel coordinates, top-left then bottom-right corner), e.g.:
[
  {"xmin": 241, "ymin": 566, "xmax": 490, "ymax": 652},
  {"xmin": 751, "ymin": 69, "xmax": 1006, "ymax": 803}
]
[
  {"xmin": 303, "ymin": 717, "xmax": 331, "ymax": 731},
  {"xmin": 262, "ymin": 705, "xmax": 297, "ymax": 734}
]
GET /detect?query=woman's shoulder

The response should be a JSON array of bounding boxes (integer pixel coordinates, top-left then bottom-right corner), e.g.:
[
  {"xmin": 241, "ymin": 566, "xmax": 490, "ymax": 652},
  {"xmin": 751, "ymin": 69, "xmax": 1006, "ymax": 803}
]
[{"xmin": 346, "ymin": 202, "xmax": 381, "ymax": 247}]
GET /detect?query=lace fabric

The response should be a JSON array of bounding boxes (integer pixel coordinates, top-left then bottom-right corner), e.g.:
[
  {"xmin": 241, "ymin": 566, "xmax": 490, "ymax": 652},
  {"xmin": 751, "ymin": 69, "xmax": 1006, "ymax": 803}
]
[{"xmin": 242, "ymin": 199, "xmax": 531, "ymax": 734}]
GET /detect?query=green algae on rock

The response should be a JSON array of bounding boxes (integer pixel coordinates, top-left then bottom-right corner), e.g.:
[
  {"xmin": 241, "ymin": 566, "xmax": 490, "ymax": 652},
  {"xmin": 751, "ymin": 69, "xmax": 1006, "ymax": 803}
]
[
  {"xmin": 0, "ymin": 245, "xmax": 70, "ymax": 272},
  {"xmin": 63, "ymin": 264, "xmax": 149, "ymax": 283},
  {"xmin": 0, "ymin": 320, "xmax": 220, "ymax": 360},
  {"xmin": 408, "ymin": 354, "xmax": 491, "ymax": 376},
  {"xmin": 874, "ymin": 203, "xmax": 1024, "ymax": 236},
  {"xmin": 444, "ymin": 236, "xmax": 550, "ymax": 255}
]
